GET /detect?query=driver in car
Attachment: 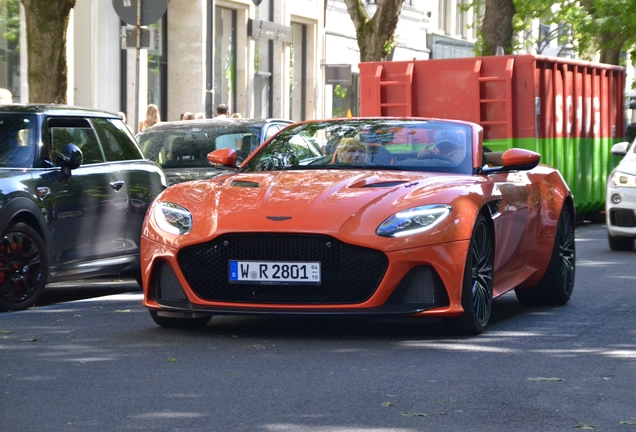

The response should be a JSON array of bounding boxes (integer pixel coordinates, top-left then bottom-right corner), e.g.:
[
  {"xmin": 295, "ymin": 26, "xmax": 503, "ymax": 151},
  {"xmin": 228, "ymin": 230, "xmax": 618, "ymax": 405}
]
[
  {"xmin": 417, "ymin": 130, "xmax": 465, "ymax": 164},
  {"xmin": 332, "ymin": 137, "xmax": 367, "ymax": 165}
]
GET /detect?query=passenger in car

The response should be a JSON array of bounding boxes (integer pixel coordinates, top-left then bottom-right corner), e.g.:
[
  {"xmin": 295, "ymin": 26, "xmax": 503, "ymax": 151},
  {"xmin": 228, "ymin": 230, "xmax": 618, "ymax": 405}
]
[{"xmin": 417, "ymin": 129, "xmax": 465, "ymax": 164}]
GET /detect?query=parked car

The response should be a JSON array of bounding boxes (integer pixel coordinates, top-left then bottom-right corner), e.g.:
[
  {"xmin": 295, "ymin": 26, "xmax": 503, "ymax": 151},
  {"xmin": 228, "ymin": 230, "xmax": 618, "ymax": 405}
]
[
  {"xmin": 0, "ymin": 104, "xmax": 167, "ymax": 311},
  {"xmin": 606, "ymin": 140, "xmax": 636, "ymax": 250},
  {"xmin": 140, "ymin": 117, "xmax": 576, "ymax": 335},
  {"xmin": 136, "ymin": 118, "xmax": 292, "ymax": 184}
]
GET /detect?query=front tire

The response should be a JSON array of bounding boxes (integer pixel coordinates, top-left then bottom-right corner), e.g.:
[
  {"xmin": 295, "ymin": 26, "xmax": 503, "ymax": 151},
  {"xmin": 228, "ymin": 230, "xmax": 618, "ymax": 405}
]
[
  {"xmin": 450, "ymin": 214, "xmax": 494, "ymax": 335},
  {"xmin": 0, "ymin": 223, "xmax": 48, "ymax": 312},
  {"xmin": 149, "ymin": 310, "xmax": 211, "ymax": 328},
  {"xmin": 608, "ymin": 233, "xmax": 634, "ymax": 251},
  {"xmin": 515, "ymin": 205, "xmax": 575, "ymax": 306}
]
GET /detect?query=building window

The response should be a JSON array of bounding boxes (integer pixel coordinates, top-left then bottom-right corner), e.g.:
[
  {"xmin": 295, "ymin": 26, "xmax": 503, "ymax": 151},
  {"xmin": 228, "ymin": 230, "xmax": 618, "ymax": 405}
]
[
  {"xmin": 456, "ymin": 0, "xmax": 468, "ymax": 38},
  {"xmin": 215, "ymin": 7, "xmax": 237, "ymax": 114},
  {"xmin": 438, "ymin": 0, "xmax": 450, "ymax": 34},
  {"xmin": 289, "ymin": 23, "xmax": 306, "ymax": 121},
  {"xmin": 0, "ymin": 0, "xmax": 21, "ymax": 101},
  {"xmin": 332, "ymin": 74, "xmax": 359, "ymax": 118}
]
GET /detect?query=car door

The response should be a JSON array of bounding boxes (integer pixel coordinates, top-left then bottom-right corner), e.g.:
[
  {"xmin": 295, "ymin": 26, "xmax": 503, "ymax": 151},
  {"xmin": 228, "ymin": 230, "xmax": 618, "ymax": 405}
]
[
  {"xmin": 487, "ymin": 170, "xmax": 541, "ymax": 295},
  {"xmin": 34, "ymin": 116, "xmax": 130, "ymax": 268},
  {"xmin": 92, "ymin": 117, "xmax": 166, "ymax": 256}
]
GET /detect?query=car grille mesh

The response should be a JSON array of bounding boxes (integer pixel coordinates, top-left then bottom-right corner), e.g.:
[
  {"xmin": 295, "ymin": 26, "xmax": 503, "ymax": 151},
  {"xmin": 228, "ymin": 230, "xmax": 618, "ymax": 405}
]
[
  {"xmin": 177, "ymin": 234, "xmax": 388, "ymax": 304},
  {"xmin": 610, "ymin": 209, "xmax": 636, "ymax": 228}
]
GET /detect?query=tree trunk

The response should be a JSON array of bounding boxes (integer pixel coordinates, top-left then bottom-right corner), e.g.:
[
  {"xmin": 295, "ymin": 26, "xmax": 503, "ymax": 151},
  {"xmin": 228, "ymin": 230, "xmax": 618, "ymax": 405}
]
[
  {"xmin": 20, "ymin": 0, "xmax": 76, "ymax": 104},
  {"xmin": 597, "ymin": 32, "xmax": 627, "ymax": 66},
  {"xmin": 481, "ymin": 0, "xmax": 515, "ymax": 55},
  {"xmin": 343, "ymin": 0, "xmax": 404, "ymax": 62}
]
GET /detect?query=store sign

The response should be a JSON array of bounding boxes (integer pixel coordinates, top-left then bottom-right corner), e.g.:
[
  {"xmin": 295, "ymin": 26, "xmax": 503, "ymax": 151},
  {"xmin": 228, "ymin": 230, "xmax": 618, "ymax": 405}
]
[
  {"xmin": 248, "ymin": 19, "xmax": 293, "ymax": 43},
  {"xmin": 325, "ymin": 65, "xmax": 352, "ymax": 86}
]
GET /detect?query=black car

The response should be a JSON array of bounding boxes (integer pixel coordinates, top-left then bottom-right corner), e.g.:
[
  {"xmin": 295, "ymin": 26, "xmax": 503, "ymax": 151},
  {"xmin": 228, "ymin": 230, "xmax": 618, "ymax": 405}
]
[
  {"xmin": 137, "ymin": 117, "xmax": 292, "ymax": 184},
  {"xmin": 0, "ymin": 105, "xmax": 167, "ymax": 311}
]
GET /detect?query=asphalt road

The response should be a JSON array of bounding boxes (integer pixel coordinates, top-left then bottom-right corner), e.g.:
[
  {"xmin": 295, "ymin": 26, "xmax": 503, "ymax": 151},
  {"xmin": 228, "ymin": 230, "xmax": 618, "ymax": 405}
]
[{"xmin": 1, "ymin": 223, "xmax": 635, "ymax": 432}]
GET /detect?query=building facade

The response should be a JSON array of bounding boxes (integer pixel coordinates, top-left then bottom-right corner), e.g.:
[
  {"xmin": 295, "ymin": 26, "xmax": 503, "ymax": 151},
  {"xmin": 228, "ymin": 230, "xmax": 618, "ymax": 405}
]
[{"xmin": 1, "ymin": 0, "xmax": 633, "ymax": 130}]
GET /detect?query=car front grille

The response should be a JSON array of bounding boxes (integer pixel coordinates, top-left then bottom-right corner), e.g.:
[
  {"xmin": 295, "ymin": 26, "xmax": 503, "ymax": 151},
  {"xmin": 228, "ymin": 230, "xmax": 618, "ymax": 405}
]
[
  {"xmin": 610, "ymin": 208, "xmax": 636, "ymax": 228},
  {"xmin": 177, "ymin": 234, "xmax": 389, "ymax": 304}
]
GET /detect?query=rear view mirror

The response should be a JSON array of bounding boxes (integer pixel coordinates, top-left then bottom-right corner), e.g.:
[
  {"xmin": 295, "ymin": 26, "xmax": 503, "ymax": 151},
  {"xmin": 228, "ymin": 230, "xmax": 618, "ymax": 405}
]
[
  {"xmin": 56, "ymin": 144, "xmax": 83, "ymax": 176},
  {"xmin": 207, "ymin": 147, "xmax": 238, "ymax": 168},
  {"xmin": 611, "ymin": 142, "xmax": 628, "ymax": 156}
]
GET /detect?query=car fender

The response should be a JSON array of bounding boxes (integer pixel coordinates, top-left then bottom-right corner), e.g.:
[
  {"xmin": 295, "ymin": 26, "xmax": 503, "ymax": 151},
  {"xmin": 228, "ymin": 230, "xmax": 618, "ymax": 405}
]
[{"xmin": 0, "ymin": 196, "xmax": 51, "ymax": 246}]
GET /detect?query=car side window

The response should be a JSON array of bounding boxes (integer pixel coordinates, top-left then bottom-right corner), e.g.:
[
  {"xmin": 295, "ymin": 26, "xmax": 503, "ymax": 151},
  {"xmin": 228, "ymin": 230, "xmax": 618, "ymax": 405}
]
[
  {"xmin": 265, "ymin": 125, "xmax": 281, "ymax": 140},
  {"xmin": 92, "ymin": 118, "xmax": 143, "ymax": 161},
  {"xmin": 48, "ymin": 118, "xmax": 104, "ymax": 165}
]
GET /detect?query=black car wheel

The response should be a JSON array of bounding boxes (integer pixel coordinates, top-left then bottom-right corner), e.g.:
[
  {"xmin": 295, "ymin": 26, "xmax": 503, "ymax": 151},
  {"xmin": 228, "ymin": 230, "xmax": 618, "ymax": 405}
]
[
  {"xmin": 607, "ymin": 233, "xmax": 634, "ymax": 251},
  {"xmin": 149, "ymin": 310, "xmax": 211, "ymax": 329},
  {"xmin": 0, "ymin": 223, "xmax": 48, "ymax": 312},
  {"xmin": 515, "ymin": 206, "xmax": 575, "ymax": 306},
  {"xmin": 450, "ymin": 213, "xmax": 494, "ymax": 335}
]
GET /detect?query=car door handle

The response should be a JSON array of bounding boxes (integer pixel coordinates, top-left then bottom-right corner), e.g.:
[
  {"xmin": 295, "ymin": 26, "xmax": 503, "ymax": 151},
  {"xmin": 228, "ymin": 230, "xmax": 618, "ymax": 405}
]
[{"xmin": 109, "ymin": 181, "xmax": 126, "ymax": 191}]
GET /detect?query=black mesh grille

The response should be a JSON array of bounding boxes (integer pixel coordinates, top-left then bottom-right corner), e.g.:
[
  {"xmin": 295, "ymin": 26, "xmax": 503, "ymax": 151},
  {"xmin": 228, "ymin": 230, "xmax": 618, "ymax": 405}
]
[
  {"xmin": 610, "ymin": 209, "xmax": 636, "ymax": 228},
  {"xmin": 153, "ymin": 262, "xmax": 187, "ymax": 301},
  {"xmin": 177, "ymin": 234, "xmax": 388, "ymax": 304},
  {"xmin": 386, "ymin": 266, "xmax": 449, "ymax": 308}
]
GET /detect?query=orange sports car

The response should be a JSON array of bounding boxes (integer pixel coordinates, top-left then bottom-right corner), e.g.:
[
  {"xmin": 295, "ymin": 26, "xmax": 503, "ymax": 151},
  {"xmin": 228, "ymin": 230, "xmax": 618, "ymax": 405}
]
[{"xmin": 140, "ymin": 118, "xmax": 575, "ymax": 334}]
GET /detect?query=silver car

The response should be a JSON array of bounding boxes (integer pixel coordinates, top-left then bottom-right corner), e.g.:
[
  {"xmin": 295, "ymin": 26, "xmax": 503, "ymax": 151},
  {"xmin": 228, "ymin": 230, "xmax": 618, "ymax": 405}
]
[
  {"xmin": 606, "ymin": 140, "xmax": 636, "ymax": 250},
  {"xmin": 137, "ymin": 118, "xmax": 292, "ymax": 185}
]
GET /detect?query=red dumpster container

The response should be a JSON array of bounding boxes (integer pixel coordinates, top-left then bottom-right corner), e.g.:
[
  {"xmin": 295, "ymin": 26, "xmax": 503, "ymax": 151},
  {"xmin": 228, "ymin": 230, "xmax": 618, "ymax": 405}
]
[{"xmin": 359, "ymin": 54, "xmax": 625, "ymax": 215}]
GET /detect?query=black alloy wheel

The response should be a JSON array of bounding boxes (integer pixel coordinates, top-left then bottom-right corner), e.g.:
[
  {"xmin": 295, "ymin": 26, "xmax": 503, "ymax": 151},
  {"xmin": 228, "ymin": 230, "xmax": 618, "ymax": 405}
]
[
  {"xmin": 515, "ymin": 205, "xmax": 576, "ymax": 306},
  {"xmin": 451, "ymin": 213, "xmax": 494, "ymax": 335},
  {"xmin": 0, "ymin": 223, "xmax": 48, "ymax": 312}
]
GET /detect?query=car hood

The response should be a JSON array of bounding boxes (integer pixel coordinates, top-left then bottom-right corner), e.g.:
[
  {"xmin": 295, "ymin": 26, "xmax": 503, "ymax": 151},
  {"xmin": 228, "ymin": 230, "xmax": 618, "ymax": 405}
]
[
  {"xmin": 153, "ymin": 169, "xmax": 483, "ymax": 247},
  {"xmin": 614, "ymin": 155, "xmax": 636, "ymax": 176}
]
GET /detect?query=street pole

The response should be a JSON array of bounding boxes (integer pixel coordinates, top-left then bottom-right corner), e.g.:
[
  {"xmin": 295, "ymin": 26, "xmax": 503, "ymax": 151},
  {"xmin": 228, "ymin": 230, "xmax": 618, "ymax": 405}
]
[{"xmin": 135, "ymin": 0, "xmax": 142, "ymax": 134}]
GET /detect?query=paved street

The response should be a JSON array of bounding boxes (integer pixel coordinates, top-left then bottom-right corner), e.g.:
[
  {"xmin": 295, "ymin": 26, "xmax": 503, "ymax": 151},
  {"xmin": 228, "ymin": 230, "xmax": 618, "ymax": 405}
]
[{"xmin": 1, "ymin": 223, "xmax": 635, "ymax": 431}]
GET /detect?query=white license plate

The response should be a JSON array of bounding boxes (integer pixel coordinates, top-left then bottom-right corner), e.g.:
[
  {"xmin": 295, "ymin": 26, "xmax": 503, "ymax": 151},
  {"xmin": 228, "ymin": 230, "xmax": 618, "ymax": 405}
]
[{"xmin": 229, "ymin": 260, "xmax": 321, "ymax": 284}]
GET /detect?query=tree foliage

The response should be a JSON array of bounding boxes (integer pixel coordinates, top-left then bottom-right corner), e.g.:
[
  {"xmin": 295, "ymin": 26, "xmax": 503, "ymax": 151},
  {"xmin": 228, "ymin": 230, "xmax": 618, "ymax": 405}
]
[
  {"xmin": 20, "ymin": 0, "xmax": 76, "ymax": 103},
  {"xmin": 468, "ymin": 0, "xmax": 636, "ymax": 65},
  {"xmin": 343, "ymin": 0, "xmax": 405, "ymax": 62}
]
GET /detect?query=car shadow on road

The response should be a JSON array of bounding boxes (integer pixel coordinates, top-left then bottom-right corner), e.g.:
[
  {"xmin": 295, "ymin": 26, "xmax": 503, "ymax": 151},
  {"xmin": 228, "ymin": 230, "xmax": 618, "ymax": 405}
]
[
  {"xmin": 36, "ymin": 278, "xmax": 141, "ymax": 307},
  {"xmin": 145, "ymin": 292, "xmax": 540, "ymax": 340}
]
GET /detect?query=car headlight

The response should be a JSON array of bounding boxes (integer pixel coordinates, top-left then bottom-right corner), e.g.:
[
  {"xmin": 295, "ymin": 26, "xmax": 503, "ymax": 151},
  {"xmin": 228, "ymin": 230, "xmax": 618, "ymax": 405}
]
[
  {"xmin": 610, "ymin": 171, "xmax": 636, "ymax": 188},
  {"xmin": 377, "ymin": 204, "xmax": 452, "ymax": 238},
  {"xmin": 153, "ymin": 202, "xmax": 192, "ymax": 235}
]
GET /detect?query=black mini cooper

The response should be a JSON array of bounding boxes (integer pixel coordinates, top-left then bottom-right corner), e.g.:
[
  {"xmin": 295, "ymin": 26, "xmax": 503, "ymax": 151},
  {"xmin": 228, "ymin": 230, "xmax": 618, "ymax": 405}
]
[{"xmin": 0, "ymin": 105, "xmax": 167, "ymax": 311}]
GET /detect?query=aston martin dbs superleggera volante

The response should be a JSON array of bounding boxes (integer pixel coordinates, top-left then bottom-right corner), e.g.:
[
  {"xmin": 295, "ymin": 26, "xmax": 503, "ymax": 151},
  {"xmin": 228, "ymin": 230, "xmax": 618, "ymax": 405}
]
[{"xmin": 140, "ymin": 118, "xmax": 575, "ymax": 334}]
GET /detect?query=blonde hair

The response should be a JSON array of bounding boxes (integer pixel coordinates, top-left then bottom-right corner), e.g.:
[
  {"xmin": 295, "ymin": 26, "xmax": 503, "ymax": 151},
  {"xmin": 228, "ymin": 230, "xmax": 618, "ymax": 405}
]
[
  {"xmin": 333, "ymin": 137, "xmax": 366, "ymax": 164},
  {"xmin": 140, "ymin": 104, "xmax": 160, "ymax": 130}
]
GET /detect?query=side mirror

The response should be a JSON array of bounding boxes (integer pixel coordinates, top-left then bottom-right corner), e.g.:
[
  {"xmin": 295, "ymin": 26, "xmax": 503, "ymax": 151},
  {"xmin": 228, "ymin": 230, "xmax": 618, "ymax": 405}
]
[
  {"xmin": 481, "ymin": 148, "xmax": 541, "ymax": 173},
  {"xmin": 207, "ymin": 147, "xmax": 239, "ymax": 168},
  {"xmin": 56, "ymin": 144, "xmax": 83, "ymax": 176},
  {"xmin": 611, "ymin": 142, "xmax": 628, "ymax": 156}
]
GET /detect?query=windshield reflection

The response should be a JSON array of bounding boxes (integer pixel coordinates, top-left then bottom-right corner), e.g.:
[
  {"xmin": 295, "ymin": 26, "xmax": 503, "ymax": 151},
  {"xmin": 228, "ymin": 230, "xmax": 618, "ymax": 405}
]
[{"xmin": 241, "ymin": 119, "xmax": 473, "ymax": 175}]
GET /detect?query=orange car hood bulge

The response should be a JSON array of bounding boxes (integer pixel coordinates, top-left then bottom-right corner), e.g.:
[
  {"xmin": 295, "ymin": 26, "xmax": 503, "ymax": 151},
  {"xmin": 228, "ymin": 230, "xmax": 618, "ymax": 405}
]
[{"xmin": 154, "ymin": 169, "xmax": 482, "ymax": 247}]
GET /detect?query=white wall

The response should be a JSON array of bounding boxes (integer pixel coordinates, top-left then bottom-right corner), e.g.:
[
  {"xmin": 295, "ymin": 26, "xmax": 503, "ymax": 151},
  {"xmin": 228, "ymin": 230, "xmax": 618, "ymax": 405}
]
[{"xmin": 73, "ymin": 0, "xmax": 121, "ymax": 113}]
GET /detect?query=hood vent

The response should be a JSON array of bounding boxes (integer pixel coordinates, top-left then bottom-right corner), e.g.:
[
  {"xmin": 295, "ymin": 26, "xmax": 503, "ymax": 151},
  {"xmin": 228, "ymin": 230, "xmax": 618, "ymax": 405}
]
[
  {"xmin": 230, "ymin": 180, "xmax": 260, "ymax": 188},
  {"xmin": 361, "ymin": 181, "xmax": 407, "ymax": 188}
]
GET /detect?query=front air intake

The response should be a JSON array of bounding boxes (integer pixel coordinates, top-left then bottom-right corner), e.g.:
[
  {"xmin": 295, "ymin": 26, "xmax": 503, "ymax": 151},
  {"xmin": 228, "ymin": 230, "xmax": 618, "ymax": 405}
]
[
  {"xmin": 177, "ymin": 234, "xmax": 388, "ymax": 304},
  {"xmin": 151, "ymin": 262, "xmax": 188, "ymax": 301}
]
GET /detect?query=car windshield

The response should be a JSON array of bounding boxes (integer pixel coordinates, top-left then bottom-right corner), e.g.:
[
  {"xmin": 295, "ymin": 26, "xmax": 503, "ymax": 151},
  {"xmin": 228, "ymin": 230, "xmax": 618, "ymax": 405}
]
[
  {"xmin": 241, "ymin": 119, "xmax": 473, "ymax": 174},
  {"xmin": 0, "ymin": 114, "xmax": 36, "ymax": 168},
  {"xmin": 138, "ymin": 122, "xmax": 266, "ymax": 168}
]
